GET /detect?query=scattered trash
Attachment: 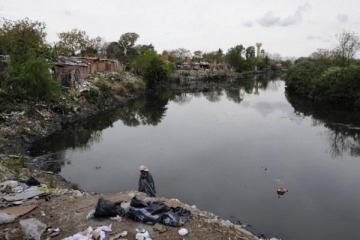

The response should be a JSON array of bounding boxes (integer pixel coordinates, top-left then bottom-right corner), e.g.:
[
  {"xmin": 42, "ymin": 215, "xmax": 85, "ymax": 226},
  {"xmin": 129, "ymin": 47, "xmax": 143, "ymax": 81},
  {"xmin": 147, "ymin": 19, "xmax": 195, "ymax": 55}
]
[
  {"xmin": 110, "ymin": 215, "xmax": 122, "ymax": 221},
  {"xmin": 20, "ymin": 218, "xmax": 47, "ymax": 240},
  {"xmin": 40, "ymin": 210, "xmax": 46, "ymax": 217},
  {"xmin": 135, "ymin": 229, "xmax": 151, "ymax": 240},
  {"xmin": 86, "ymin": 209, "xmax": 95, "ymax": 220},
  {"xmin": 153, "ymin": 223, "xmax": 167, "ymax": 233},
  {"xmin": 94, "ymin": 198, "xmax": 125, "ymax": 218},
  {"xmin": 0, "ymin": 180, "xmax": 19, "ymax": 192},
  {"xmin": 64, "ymin": 225, "xmax": 112, "ymax": 240},
  {"xmin": 277, "ymin": 187, "xmax": 288, "ymax": 195},
  {"xmin": 48, "ymin": 227, "xmax": 60, "ymax": 238},
  {"xmin": 20, "ymin": 176, "xmax": 41, "ymax": 186},
  {"xmin": 178, "ymin": 227, "xmax": 189, "ymax": 236},
  {"xmin": 0, "ymin": 204, "xmax": 37, "ymax": 217},
  {"xmin": 109, "ymin": 230, "xmax": 128, "ymax": 240},
  {"xmin": 120, "ymin": 231, "xmax": 127, "ymax": 237},
  {"xmin": 234, "ymin": 220, "xmax": 252, "ymax": 229},
  {"xmin": 0, "ymin": 212, "xmax": 16, "ymax": 224},
  {"xmin": 3, "ymin": 186, "xmax": 47, "ymax": 202},
  {"xmin": 127, "ymin": 197, "xmax": 191, "ymax": 227}
]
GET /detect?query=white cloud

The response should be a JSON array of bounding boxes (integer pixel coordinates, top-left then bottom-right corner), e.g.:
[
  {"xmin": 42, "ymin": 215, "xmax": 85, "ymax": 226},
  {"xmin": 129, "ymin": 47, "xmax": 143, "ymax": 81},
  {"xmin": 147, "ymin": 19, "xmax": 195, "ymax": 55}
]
[
  {"xmin": 257, "ymin": 2, "xmax": 311, "ymax": 27},
  {"xmin": 243, "ymin": 20, "xmax": 254, "ymax": 28},
  {"xmin": 336, "ymin": 14, "xmax": 349, "ymax": 22}
]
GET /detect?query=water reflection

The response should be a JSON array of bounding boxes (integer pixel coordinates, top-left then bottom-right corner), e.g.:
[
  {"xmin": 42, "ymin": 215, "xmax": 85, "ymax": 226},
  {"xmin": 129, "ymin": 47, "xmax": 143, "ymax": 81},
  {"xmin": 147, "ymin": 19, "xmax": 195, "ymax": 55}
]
[
  {"xmin": 32, "ymin": 75, "xmax": 360, "ymax": 165},
  {"xmin": 116, "ymin": 89, "xmax": 174, "ymax": 127},
  {"xmin": 286, "ymin": 92, "xmax": 360, "ymax": 157}
]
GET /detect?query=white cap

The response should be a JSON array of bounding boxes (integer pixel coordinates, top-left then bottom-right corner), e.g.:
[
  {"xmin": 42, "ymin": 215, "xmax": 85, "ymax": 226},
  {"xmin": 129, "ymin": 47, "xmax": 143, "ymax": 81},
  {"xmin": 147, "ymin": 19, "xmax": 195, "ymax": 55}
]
[{"xmin": 139, "ymin": 165, "xmax": 149, "ymax": 172}]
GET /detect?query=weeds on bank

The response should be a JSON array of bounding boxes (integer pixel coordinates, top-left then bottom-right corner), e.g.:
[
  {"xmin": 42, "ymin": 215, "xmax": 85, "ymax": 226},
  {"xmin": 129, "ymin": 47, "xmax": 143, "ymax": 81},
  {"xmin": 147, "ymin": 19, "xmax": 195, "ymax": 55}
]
[
  {"xmin": 0, "ymin": 154, "xmax": 26, "ymax": 177},
  {"xmin": 49, "ymin": 176, "xmax": 56, "ymax": 189},
  {"xmin": 71, "ymin": 182, "xmax": 79, "ymax": 190}
]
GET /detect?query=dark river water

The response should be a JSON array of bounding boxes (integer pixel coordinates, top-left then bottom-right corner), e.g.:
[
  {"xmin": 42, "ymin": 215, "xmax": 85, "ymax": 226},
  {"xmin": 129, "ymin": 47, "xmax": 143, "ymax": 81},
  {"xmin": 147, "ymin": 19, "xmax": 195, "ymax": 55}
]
[{"xmin": 31, "ymin": 77, "xmax": 360, "ymax": 240}]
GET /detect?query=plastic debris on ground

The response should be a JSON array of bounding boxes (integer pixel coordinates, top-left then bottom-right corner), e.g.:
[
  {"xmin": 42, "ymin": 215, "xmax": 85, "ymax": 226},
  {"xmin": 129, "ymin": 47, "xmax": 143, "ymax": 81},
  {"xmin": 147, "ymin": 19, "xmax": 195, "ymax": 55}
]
[
  {"xmin": 48, "ymin": 227, "xmax": 60, "ymax": 237},
  {"xmin": 178, "ymin": 227, "xmax": 189, "ymax": 236},
  {"xmin": 20, "ymin": 218, "xmax": 47, "ymax": 240},
  {"xmin": 63, "ymin": 224, "xmax": 112, "ymax": 240},
  {"xmin": 86, "ymin": 209, "xmax": 95, "ymax": 220},
  {"xmin": 110, "ymin": 215, "xmax": 122, "ymax": 221},
  {"xmin": 126, "ymin": 197, "xmax": 191, "ymax": 227},
  {"xmin": 109, "ymin": 230, "xmax": 128, "ymax": 240},
  {"xmin": 94, "ymin": 197, "xmax": 125, "ymax": 218},
  {"xmin": 136, "ymin": 228, "xmax": 152, "ymax": 240},
  {"xmin": 0, "ymin": 212, "xmax": 16, "ymax": 224}
]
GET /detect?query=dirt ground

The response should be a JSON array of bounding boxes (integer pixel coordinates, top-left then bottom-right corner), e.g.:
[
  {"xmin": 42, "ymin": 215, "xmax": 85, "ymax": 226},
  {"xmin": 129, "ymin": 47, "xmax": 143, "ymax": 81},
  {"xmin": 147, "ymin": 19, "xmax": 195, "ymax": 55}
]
[{"xmin": 0, "ymin": 171, "xmax": 259, "ymax": 240}]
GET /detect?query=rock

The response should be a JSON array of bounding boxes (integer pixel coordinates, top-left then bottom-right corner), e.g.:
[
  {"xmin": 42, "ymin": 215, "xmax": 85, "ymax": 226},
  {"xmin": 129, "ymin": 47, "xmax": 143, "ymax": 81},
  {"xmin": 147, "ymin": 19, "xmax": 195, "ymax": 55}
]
[{"xmin": 153, "ymin": 223, "xmax": 167, "ymax": 233}]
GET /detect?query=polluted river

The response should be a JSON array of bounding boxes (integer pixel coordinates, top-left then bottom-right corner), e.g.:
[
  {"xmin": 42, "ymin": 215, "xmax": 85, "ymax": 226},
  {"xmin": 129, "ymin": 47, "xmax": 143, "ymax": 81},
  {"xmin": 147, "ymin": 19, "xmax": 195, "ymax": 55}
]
[{"xmin": 30, "ymin": 77, "xmax": 360, "ymax": 240}]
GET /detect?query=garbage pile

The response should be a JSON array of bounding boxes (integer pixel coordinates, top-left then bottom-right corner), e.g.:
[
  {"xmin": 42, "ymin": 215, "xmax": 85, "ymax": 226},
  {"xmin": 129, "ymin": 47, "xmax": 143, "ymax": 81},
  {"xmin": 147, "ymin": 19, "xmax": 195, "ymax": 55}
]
[
  {"xmin": 0, "ymin": 176, "xmax": 49, "ymax": 208},
  {"xmin": 0, "ymin": 178, "xmax": 193, "ymax": 240},
  {"xmin": 70, "ymin": 196, "xmax": 192, "ymax": 240}
]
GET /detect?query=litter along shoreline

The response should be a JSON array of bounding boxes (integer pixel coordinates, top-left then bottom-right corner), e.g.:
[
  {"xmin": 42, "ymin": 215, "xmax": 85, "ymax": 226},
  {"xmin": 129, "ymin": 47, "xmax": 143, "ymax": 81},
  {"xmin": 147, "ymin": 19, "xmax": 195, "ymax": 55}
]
[{"xmin": 0, "ymin": 184, "xmax": 261, "ymax": 240}]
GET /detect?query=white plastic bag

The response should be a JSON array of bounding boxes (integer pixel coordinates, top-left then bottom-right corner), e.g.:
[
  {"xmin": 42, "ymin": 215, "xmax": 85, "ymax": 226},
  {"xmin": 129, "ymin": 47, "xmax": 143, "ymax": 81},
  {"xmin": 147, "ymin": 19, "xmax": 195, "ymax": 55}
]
[
  {"xmin": 0, "ymin": 213, "xmax": 16, "ymax": 224},
  {"xmin": 20, "ymin": 218, "xmax": 47, "ymax": 240}
]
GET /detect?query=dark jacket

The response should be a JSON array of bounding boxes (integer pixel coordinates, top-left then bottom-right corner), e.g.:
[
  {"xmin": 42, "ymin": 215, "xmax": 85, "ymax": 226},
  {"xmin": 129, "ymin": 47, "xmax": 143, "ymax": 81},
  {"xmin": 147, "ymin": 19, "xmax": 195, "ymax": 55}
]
[{"xmin": 138, "ymin": 172, "xmax": 156, "ymax": 196}]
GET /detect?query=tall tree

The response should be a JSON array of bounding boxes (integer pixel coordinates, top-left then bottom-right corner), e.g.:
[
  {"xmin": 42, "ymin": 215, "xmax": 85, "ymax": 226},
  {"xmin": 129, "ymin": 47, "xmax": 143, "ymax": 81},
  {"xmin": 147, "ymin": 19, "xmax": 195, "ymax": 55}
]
[
  {"xmin": 106, "ymin": 42, "xmax": 121, "ymax": 59},
  {"xmin": 55, "ymin": 29, "xmax": 98, "ymax": 57},
  {"xmin": 245, "ymin": 46, "xmax": 255, "ymax": 59},
  {"xmin": 118, "ymin": 32, "xmax": 139, "ymax": 57},
  {"xmin": 332, "ymin": 30, "xmax": 360, "ymax": 66},
  {"xmin": 0, "ymin": 18, "xmax": 60, "ymax": 100},
  {"xmin": 225, "ymin": 45, "xmax": 245, "ymax": 72}
]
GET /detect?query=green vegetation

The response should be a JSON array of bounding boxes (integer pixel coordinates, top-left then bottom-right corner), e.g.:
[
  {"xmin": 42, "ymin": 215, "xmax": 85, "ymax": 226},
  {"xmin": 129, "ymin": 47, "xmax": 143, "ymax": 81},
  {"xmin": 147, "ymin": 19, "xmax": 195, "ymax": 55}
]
[
  {"xmin": 54, "ymin": 28, "xmax": 100, "ymax": 57},
  {"xmin": 71, "ymin": 182, "xmax": 79, "ymax": 190},
  {"xmin": 49, "ymin": 176, "xmax": 56, "ymax": 189},
  {"xmin": 286, "ymin": 30, "xmax": 360, "ymax": 106},
  {"xmin": 0, "ymin": 18, "xmax": 61, "ymax": 101},
  {"xmin": 1, "ymin": 154, "xmax": 26, "ymax": 176},
  {"xmin": 134, "ymin": 50, "xmax": 172, "ymax": 89},
  {"xmin": 224, "ymin": 45, "xmax": 260, "ymax": 72}
]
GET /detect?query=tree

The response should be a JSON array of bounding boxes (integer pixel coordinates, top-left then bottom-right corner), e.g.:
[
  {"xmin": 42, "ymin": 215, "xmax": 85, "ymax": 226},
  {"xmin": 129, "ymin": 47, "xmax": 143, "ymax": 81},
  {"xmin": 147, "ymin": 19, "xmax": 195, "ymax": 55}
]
[
  {"xmin": 193, "ymin": 50, "xmax": 203, "ymax": 62},
  {"xmin": 203, "ymin": 49, "xmax": 225, "ymax": 64},
  {"xmin": 0, "ymin": 18, "xmax": 60, "ymax": 100},
  {"xmin": 54, "ymin": 29, "xmax": 98, "ymax": 57},
  {"xmin": 225, "ymin": 45, "xmax": 245, "ymax": 72},
  {"xmin": 167, "ymin": 48, "xmax": 192, "ymax": 64},
  {"xmin": 332, "ymin": 30, "xmax": 360, "ymax": 66},
  {"xmin": 133, "ymin": 50, "xmax": 168, "ymax": 89},
  {"xmin": 0, "ymin": 18, "xmax": 51, "ymax": 60},
  {"xmin": 245, "ymin": 46, "xmax": 255, "ymax": 59},
  {"xmin": 106, "ymin": 41, "xmax": 122, "ymax": 59},
  {"xmin": 118, "ymin": 32, "xmax": 139, "ymax": 56}
]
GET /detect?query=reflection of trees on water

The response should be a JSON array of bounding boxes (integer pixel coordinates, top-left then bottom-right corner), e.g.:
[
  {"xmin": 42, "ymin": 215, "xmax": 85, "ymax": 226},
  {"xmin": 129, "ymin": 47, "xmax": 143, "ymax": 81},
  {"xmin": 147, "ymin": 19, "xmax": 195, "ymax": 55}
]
[
  {"xmin": 117, "ymin": 89, "xmax": 174, "ymax": 126},
  {"xmin": 172, "ymin": 93, "xmax": 193, "ymax": 105},
  {"xmin": 287, "ymin": 92, "xmax": 360, "ymax": 158},
  {"xmin": 31, "ymin": 75, "xmax": 277, "ymax": 163},
  {"xmin": 203, "ymin": 88, "xmax": 223, "ymax": 102}
]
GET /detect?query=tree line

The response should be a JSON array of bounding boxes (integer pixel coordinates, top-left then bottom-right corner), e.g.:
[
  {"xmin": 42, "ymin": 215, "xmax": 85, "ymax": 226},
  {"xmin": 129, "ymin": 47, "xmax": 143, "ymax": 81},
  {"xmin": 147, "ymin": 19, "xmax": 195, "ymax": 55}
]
[
  {"xmin": 0, "ymin": 18, "xmax": 278, "ymax": 102},
  {"xmin": 286, "ymin": 30, "xmax": 360, "ymax": 106}
]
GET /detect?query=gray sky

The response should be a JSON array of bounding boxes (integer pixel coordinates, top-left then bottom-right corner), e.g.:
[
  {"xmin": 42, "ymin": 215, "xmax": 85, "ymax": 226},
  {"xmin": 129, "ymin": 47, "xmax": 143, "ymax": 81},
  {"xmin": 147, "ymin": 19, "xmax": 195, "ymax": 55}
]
[{"xmin": 1, "ymin": 0, "xmax": 359, "ymax": 58}]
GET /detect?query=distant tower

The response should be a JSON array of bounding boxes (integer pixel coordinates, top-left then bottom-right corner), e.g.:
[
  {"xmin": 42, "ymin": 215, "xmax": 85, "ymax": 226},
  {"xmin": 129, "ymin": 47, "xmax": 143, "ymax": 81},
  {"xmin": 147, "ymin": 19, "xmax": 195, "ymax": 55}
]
[
  {"xmin": 261, "ymin": 49, "xmax": 265, "ymax": 58},
  {"xmin": 256, "ymin": 43, "xmax": 262, "ymax": 58}
]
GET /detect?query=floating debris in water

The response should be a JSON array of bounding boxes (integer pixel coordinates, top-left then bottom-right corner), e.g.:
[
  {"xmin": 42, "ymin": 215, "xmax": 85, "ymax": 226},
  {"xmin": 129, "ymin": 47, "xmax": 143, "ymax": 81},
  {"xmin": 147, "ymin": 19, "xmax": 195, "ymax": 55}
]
[{"xmin": 277, "ymin": 187, "xmax": 288, "ymax": 195}]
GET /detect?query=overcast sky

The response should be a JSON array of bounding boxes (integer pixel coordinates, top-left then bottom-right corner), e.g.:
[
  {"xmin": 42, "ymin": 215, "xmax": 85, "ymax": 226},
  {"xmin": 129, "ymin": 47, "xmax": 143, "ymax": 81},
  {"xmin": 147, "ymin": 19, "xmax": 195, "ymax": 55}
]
[{"xmin": 1, "ymin": 0, "xmax": 359, "ymax": 58}]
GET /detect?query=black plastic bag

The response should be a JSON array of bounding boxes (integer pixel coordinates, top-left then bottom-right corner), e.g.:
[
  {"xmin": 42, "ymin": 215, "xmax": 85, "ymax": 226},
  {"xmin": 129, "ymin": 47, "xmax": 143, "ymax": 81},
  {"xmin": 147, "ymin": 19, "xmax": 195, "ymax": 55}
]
[
  {"xmin": 94, "ymin": 197, "xmax": 125, "ymax": 218},
  {"xmin": 20, "ymin": 176, "xmax": 40, "ymax": 186},
  {"xmin": 160, "ymin": 207, "xmax": 191, "ymax": 227},
  {"xmin": 126, "ymin": 197, "xmax": 169, "ymax": 224},
  {"xmin": 126, "ymin": 207, "xmax": 161, "ymax": 224}
]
